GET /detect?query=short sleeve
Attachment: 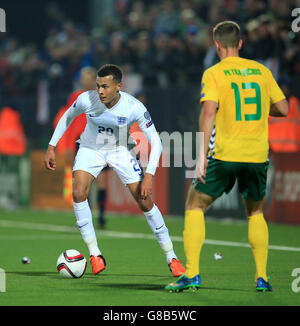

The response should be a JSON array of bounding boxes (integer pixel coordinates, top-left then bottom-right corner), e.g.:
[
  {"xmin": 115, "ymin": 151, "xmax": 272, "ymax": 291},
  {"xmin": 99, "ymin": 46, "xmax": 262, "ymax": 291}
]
[{"xmin": 200, "ymin": 69, "xmax": 219, "ymax": 103}]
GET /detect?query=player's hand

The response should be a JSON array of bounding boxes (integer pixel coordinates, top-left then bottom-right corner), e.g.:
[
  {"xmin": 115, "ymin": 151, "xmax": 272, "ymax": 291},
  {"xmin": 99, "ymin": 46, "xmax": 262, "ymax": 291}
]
[
  {"xmin": 140, "ymin": 173, "xmax": 153, "ymax": 200},
  {"xmin": 44, "ymin": 145, "xmax": 57, "ymax": 171},
  {"xmin": 196, "ymin": 157, "xmax": 208, "ymax": 184}
]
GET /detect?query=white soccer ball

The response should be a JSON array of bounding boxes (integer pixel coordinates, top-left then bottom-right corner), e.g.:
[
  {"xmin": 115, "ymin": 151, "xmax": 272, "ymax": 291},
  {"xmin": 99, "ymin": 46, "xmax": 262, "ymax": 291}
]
[{"xmin": 56, "ymin": 249, "xmax": 87, "ymax": 278}]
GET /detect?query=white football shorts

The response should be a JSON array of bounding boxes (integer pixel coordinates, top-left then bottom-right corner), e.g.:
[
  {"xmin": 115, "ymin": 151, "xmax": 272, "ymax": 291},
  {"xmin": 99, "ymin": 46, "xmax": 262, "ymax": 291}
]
[{"xmin": 73, "ymin": 146, "xmax": 143, "ymax": 185}]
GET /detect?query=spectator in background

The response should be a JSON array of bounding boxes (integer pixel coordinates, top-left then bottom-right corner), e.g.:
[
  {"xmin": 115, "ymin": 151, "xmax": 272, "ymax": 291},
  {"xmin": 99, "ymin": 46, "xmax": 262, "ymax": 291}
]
[
  {"xmin": 257, "ymin": 15, "xmax": 278, "ymax": 78},
  {"xmin": 178, "ymin": 6, "xmax": 207, "ymax": 42},
  {"xmin": 105, "ymin": 32, "xmax": 134, "ymax": 74},
  {"xmin": 133, "ymin": 31, "xmax": 157, "ymax": 87},
  {"xmin": 1, "ymin": 0, "xmax": 299, "ymax": 147},
  {"xmin": 223, "ymin": 0, "xmax": 241, "ymax": 24},
  {"xmin": 243, "ymin": 19, "xmax": 260, "ymax": 59},
  {"xmin": 90, "ymin": 30, "xmax": 107, "ymax": 70},
  {"xmin": 242, "ymin": 0, "xmax": 267, "ymax": 21},
  {"xmin": 0, "ymin": 106, "xmax": 27, "ymax": 156},
  {"xmin": 182, "ymin": 25, "xmax": 206, "ymax": 83},
  {"xmin": 154, "ymin": 0, "xmax": 180, "ymax": 35},
  {"xmin": 269, "ymin": 76, "xmax": 300, "ymax": 153},
  {"xmin": 126, "ymin": 11, "xmax": 144, "ymax": 42},
  {"xmin": 152, "ymin": 32, "xmax": 183, "ymax": 87}
]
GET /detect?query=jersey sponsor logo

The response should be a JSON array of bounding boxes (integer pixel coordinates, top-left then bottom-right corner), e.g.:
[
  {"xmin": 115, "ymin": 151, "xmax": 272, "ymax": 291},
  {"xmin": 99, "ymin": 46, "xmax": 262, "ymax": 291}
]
[{"xmin": 89, "ymin": 113, "xmax": 97, "ymax": 117}]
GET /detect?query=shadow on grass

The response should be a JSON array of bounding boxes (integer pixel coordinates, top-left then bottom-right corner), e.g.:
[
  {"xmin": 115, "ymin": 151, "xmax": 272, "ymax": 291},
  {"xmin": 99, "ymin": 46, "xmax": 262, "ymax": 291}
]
[
  {"xmin": 96, "ymin": 282, "xmax": 163, "ymax": 291},
  {"xmin": 7, "ymin": 271, "xmax": 253, "ymax": 293},
  {"xmin": 7, "ymin": 271, "xmax": 61, "ymax": 278},
  {"xmin": 97, "ymin": 283, "xmax": 253, "ymax": 293},
  {"xmin": 7, "ymin": 271, "xmax": 167, "ymax": 278}
]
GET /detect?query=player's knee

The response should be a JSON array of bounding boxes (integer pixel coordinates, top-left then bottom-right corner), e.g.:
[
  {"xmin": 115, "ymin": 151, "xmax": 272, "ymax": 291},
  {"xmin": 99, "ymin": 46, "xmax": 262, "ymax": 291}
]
[
  {"xmin": 140, "ymin": 204, "xmax": 152, "ymax": 212},
  {"xmin": 134, "ymin": 196, "xmax": 153, "ymax": 212},
  {"xmin": 244, "ymin": 199, "xmax": 263, "ymax": 216},
  {"xmin": 185, "ymin": 200, "xmax": 207, "ymax": 212},
  {"xmin": 185, "ymin": 189, "xmax": 214, "ymax": 212},
  {"xmin": 73, "ymin": 186, "xmax": 88, "ymax": 203}
]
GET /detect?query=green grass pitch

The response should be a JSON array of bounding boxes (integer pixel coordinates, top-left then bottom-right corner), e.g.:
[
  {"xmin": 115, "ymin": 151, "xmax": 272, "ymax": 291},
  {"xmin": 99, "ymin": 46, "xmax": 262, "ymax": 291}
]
[{"xmin": 0, "ymin": 209, "xmax": 299, "ymax": 306}]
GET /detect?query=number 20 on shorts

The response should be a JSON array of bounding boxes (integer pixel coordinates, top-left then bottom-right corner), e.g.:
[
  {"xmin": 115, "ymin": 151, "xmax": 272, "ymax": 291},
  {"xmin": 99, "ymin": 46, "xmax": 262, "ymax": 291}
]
[{"xmin": 231, "ymin": 82, "xmax": 262, "ymax": 121}]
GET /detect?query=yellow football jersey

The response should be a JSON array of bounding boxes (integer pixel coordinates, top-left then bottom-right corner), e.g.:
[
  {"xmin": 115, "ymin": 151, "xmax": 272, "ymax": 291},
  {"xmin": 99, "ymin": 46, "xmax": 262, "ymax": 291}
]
[{"xmin": 200, "ymin": 56, "xmax": 285, "ymax": 163}]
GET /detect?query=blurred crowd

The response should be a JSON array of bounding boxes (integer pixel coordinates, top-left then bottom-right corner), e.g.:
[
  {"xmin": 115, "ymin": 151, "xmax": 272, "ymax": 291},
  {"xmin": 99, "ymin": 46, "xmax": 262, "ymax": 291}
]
[{"xmin": 0, "ymin": 0, "xmax": 299, "ymax": 135}]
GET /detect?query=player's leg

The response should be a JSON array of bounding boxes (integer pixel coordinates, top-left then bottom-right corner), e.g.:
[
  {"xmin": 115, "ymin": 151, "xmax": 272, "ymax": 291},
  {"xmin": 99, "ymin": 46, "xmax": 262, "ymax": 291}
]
[
  {"xmin": 245, "ymin": 198, "xmax": 271, "ymax": 290},
  {"xmin": 239, "ymin": 161, "xmax": 272, "ymax": 291},
  {"xmin": 107, "ymin": 147, "xmax": 185, "ymax": 275},
  {"xmin": 127, "ymin": 181, "xmax": 185, "ymax": 277},
  {"xmin": 183, "ymin": 159, "xmax": 233, "ymax": 281},
  {"xmin": 96, "ymin": 168, "xmax": 107, "ymax": 229},
  {"xmin": 166, "ymin": 159, "xmax": 234, "ymax": 292},
  {"xmin": 165, "ymin": 186, "xmax": 215, "ymax": 292},
  {"xmin": 183, "ymin": 185, "xmax": 215, "ymax": 279},
  {"xmin": 72, "ymin": 147, "xmax": 107, "ymax": 274}
]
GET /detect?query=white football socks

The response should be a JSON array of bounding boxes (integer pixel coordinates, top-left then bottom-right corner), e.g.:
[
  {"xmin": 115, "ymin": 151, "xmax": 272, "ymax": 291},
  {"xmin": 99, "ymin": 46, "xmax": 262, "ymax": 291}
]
[
  {"xmin": 144, "ymin": 204, "xmax": 177, "ymax": 263},
  {"xmin": 73, "ymin": 199, "xmax": 101, "ymax": 257},
  {"xmin": 74, "ymin": 200, "xmax": 176, "ymax": 262}
]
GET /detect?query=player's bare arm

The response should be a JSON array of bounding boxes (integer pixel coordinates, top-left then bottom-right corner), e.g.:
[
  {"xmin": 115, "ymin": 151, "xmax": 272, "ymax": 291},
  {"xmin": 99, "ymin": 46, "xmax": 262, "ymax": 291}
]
[
  {"xmin": 44, "ymin": 145, "xmax": 57, "ymax": 171},
  {"xmin": 197, "ymin": 100, "xmax": 217, "ymax": 183},
  {"xmin": 269, "ymin": 99, "xmax": 289, "ymax": 117},
  {"xmin": 140, "ymin": 172, "xmax": 153, "ymax": 199}
]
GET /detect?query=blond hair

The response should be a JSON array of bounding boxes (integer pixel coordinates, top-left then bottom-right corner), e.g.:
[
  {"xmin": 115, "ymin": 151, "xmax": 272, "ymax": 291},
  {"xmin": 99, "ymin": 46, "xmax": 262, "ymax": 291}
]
[{"xmin": 213, "ymin": 21, "xmax": 241, "ymax": 48}]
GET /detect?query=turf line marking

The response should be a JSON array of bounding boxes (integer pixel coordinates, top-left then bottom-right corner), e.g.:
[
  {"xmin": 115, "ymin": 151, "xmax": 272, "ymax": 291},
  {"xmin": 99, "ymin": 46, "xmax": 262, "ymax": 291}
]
[{"xmin": 0, "ymin": 219, "xmax": 300, "ymax": 252}]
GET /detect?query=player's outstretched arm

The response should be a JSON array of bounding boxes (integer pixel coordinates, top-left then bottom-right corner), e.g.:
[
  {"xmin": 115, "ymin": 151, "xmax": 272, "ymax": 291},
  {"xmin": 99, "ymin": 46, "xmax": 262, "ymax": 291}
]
[
  {"xmin": 269, "ymin": 99, "xmax": 289, "ymax": 117},
  {"xmin": 44, "ymin": 145, "xmax": 57, "ymax": 171}
]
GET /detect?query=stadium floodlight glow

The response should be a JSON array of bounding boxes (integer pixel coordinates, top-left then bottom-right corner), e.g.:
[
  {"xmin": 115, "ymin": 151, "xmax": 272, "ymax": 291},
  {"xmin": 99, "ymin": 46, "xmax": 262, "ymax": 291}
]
[{"xmin": 0, "ymin": 8, "xmax": 6, "ymax": 33}]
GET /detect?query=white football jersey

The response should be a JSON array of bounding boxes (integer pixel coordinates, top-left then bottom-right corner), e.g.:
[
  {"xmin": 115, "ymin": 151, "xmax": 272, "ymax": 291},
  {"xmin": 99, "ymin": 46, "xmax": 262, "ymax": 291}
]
[{"xmin": 49, "ymin": 90, "xmax": 162, "ymax": 175}]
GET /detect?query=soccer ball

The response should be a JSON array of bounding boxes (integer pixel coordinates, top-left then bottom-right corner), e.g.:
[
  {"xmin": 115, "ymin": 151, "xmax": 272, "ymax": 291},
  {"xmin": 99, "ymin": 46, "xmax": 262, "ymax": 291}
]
[{"xmin": 56, "ymin": 249, "xmax": 87, "ymax": 278}]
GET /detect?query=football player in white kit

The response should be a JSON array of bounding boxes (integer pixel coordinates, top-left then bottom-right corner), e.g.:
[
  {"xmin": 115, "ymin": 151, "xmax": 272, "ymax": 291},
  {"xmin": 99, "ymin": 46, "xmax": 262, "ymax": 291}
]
[{"xmin": 44, "ymin": 64, "xmax": 185, "ymax": 277}]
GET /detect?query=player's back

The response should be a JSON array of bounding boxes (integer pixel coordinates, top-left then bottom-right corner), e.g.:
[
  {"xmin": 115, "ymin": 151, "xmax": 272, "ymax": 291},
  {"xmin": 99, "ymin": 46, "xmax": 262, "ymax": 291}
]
[{"xmin": 201, "ymin": 56, "xmax": 285, "ymax": 163}]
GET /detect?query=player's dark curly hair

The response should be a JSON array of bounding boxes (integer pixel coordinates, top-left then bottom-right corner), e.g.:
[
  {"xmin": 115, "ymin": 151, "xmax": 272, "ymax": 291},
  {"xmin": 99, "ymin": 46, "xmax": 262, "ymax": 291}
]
[{"xmin": 97, "ymin": 64, "xmax": 122, "ymax": 83}]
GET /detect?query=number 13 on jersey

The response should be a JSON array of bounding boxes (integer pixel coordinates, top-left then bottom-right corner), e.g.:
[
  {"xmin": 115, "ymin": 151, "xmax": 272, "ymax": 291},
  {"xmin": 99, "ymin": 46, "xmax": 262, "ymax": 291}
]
[{"xmin": 231, "ymin": 82, "xmax": 262, "ymax": 121}]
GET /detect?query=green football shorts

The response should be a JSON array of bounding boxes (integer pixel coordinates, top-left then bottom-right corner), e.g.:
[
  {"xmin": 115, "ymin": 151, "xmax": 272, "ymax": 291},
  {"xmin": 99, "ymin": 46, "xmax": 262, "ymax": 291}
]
[{"xmin": 193, "ymin": 158, "xmax": 269, "ymax": 201}]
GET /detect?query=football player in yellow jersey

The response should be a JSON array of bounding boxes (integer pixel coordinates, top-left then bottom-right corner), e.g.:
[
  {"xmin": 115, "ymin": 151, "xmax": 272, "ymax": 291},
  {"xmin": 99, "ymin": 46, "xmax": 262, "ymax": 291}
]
[{"xmin": 166, "ymin": 21, "xmax": 289, "ymax": 292}]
